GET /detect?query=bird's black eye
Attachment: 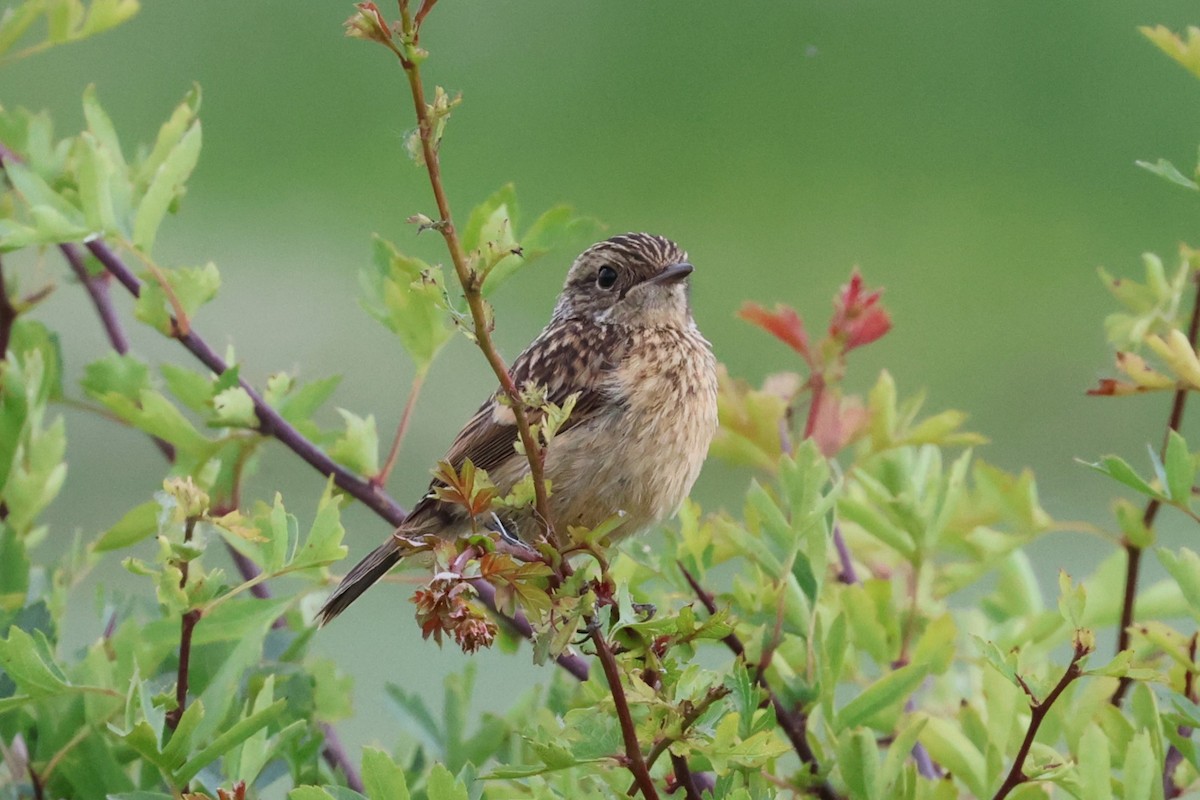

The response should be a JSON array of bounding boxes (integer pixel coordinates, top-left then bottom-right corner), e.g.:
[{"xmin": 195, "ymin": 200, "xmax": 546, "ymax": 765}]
[{"xmin": 596, "ymin": 265, "xmax": 618, "ymax": 289}]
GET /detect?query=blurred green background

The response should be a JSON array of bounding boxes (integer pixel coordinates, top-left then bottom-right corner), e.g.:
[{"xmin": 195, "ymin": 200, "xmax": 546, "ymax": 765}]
[{"xmin": 8, "ymin": 0, "xmax": 1200, "ymax": 755}]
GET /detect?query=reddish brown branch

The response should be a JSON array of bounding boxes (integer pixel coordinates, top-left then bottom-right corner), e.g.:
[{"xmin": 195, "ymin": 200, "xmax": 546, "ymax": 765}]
[
  {"xmin": 392, "ymin": 2, "xmax": 555, "ymax": 543},
  {"xmin": 166, "ymin": 517, "xmax": 200, "ymax": 732},
  {"xmin": 992, "ymin": 641, "xmax": 1087, "ymax": 800},
  {"xmin": 0, "ymin": 256, "xmax": 15, "ymax": 359},
  {"xmin": 84, "ymin": 238, "xmax": 410, "ymax": 528},
  {"xmin": 1112, "ymin": 270, "xmax": 1200, "ymax": 707},
  {"xmin": 58, "ymin": 242, "xmax": 177, "ymax": 461},
  {"xmin": 679, "ymin": 564, "xmax": 840, "ymax": 800},
  {"xmin": 590, "ymin": 622, "xmax": 659, "ymax": 799}
]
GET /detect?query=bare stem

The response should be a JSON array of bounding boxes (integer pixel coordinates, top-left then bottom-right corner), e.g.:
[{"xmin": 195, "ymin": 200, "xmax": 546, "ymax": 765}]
[
  {"xmin": 0, "ymin": 255, "xmax": 15, "ymax": 359},
  {"xmin": 1112, "ymin": 270, "xmax": 1200, "ymax": 706},
  {"xmin": 629, "ymin": 685, "xmax": 730, "ymax": 795},
  {"xmin": 679, "ymin": 564, "xmax": 840, "ymax": 800},
  {"xmin": 319, "ymin": 723, "xmax": 365, "ymax": 793},
  {"xmin": 992, "ymin": 641, "xmax": 1088, "ymax": 800},
  {"xmin": 669, "ymin": 753, "xmax": 703, "ymax": 800},
  {"xmin": 392, "ymin": 2, "xmax": 555, "ymax": 542},
  {"xmin": 84, "ymin": 238, "xmax": 411, "ymax": 528},
  {"xmin": 373, "ymin": 366, "xmax": 426, "ymax": 489},
  {"xmin": 589, "ymin": 621, "xmax": 659, "ymax": 799},
  {"xmin": 58, "ymin": 242, "xmax": 177, "ymax": 461},
  {"xmin": 166, "ymin": 517, "xmax": 200, "ymax": 733}
]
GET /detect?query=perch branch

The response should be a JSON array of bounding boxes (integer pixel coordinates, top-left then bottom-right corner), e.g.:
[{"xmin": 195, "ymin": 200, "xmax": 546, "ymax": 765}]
[{"xmin": 392, "ymin": 1, "xmax": 555, "ymax": 543}]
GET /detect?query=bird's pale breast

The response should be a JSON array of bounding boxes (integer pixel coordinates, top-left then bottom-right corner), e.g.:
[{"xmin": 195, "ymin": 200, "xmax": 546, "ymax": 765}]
[{"xmin": 537, "ymin": 323, "xmax": 718, "ymax": 539}]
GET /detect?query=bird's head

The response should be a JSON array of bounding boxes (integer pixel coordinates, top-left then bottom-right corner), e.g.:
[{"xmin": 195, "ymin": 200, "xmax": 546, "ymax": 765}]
[{"xmin": 553, "ymin": 233, "xmax": 695, "ymax": 328}]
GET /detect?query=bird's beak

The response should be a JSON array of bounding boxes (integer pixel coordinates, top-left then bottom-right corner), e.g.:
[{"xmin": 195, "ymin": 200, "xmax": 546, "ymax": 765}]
[{"xmin": 644, "ymin": 262, "xmax": 694, "ymax": 286}]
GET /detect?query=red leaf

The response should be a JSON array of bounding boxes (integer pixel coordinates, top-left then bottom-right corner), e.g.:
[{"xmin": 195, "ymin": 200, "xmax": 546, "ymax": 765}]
[
  {"xmin": 808, "ymin": 390, "xmax": 868, "ymax": 457},
  {"xmin": 829, "ymin": 268, "xmax": 892, "ymax": 352},
  {"xmin": 738, "ymin": 302, "xmax": 813, "ymax": 363}
]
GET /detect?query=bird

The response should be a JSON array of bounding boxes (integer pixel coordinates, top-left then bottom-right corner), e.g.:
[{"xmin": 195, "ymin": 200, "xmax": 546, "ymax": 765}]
[{"xmin": 317, "ymin": 232, "xmax": 719, "ymax": 624}]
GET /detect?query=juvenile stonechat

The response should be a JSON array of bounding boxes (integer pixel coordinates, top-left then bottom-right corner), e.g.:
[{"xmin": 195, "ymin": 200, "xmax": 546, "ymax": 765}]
[{"xmin": 318, "ymin": 232, "xmax": 718, "ymax": 623}]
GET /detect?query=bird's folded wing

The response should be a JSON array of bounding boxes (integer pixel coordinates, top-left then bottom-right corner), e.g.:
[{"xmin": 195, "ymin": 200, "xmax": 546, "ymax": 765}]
[{"xmin": 443, "ymin": 318, "xmax": 626, "ymax": 477}]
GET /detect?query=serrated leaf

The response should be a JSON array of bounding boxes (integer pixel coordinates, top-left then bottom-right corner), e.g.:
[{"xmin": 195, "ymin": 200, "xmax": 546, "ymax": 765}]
[
  {"xmin": 212, "ymin": 386, "xmax": 257, "ymax": 428},
  {"xmin": 329, "ymin": 409, "xmax": 378, "ymax": 476},
  {"xmin": 1084, "ymin": 455, "xmax": 1159, "ymax": 499},
  {"xmin": 425, "ymin": 763, "xmax": 468, "ymax": 800},
  {"xmin": 132, "ymin": 119, "xmax": 201, "ymax": 252},
  {"xmin": 362, "ymin": 746, "xmax": 411, "ymax": 800}
]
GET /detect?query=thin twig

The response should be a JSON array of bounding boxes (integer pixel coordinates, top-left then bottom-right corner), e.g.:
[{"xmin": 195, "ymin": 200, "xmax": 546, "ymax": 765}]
[
  {"xmin": 392, "ymin": 1, "xmax": 555, "ymax": 543},
  {"xmin": 669, "ymin": 753, "xmax": 703, "ymax": 800},
  {"xmin": 373, "ymin": 366, "xmax": 426, "ymax": 489},
  {"xmin": 59, "ymin": 243, "xmax": 129, "ymax": 352},
  {"xmin": 85, "ymin": 238, "xmax": 411, "ymax": 528},
  {"xmin": 0, "ymin": 255, "xmax": 15, "ymax": 358},
  {"xmin": 166, "ymin": 517, "xmax": 200, "ymax": 732},
  {"xmin": 1112, "ymin": 270, "xmax": 1200, "ymax": 707},
  {"xmin": 320, "ymin": 723, "xmax": 365, "ymax": 793},
  {"xmin": 631, "ymin": 685, "xmax": 730, "ymax": 795},
  {"xmin": 992, "ymin": 640, "xmax": 1088, "ymax": 800},
  {"xmin": 679, "ymin": 563, "xmax": 840, "ymax": 800},
  {"xmin": 589, "ymin": 621, "xmax": 659, "ymax": 799},
  {"xmin": 470, "ymin": 579, "xmax": 590, "ymax": 680},
  {"xmin": 59, "ymin": 242, "xmax": 177, "ymax": 461},
  {"xmin": 1163, "ymin": 633, "xmax": 1198, "ymax": 798}
]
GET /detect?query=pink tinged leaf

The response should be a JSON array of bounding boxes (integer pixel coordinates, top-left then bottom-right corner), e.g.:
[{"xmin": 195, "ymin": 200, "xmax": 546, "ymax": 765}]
[
  {"xmin": 808, "ymin": 390, "xmax": 868, "ymax": 457},
  {"xmin": 738, "ymin": 302, "xmax": 813, "ymax": 363},
  {"xmin": 829, "ymin": 268, "xmax": 892, "ymax": 351}
]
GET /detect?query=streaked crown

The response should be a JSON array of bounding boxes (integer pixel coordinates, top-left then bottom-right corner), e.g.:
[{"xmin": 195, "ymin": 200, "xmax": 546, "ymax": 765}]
[{"xmin": 554, "ymin": 233, "xmax": 695, "ymax": 326}]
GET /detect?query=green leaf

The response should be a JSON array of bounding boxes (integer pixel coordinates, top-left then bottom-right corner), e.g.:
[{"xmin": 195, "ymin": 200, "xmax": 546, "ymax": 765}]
[
  {"xmin": 1122, "ymin": 729, "xmax": 1155, "ymax": 800},
  {"xmin": 288, "ymin": 789, "xmax": 338, "ymax": 800},
  {"xmin": 1083, "ymin": 455, "xmax": 1159, "ymax": 499},
  {"xmin": 1164, "ymin": 430, "xmax": 1194, "ymax": 505},
  {"xmin": 0, "ymin": 525, "xmax": 30, "ymax": 612},
  {"xmin": 82, "ymin": 352, "xmax": 152, "ymax": 399},
  {"xmin": 1057, "ymin": 570, "xmax": 1086, "ymax": 628},
  {"xmin": 0, "ymin": 626, "xmax": 67, "ymax": 696},
  {"xmin": 212, "ymin": 386, "xmax": 257, "ymax": 428},
  {"xmin": 329, "ymin": 409, "xmax": 378, "ymax": 476},
  {"xmin": 133, "ymin": 263, "xmax": 221, "ymax": 334},
  {"xmin": 82, "ymin": 83, "xmax": 128, "ymax": 171},
  {"xmin": 277, "ymin": 374, "xmax": 342, "ymax": 427},
  {"xmin": 425, "ymin": 763, "xmax": 468, "ymax": 800},
  {"xmin": 175, "ymin": 699, "xmax": 286, "ymax": 783},
  {"xmin": 77, "ymin": 131, "xmax": 119, "ymax": 233},
  {"xmin": 1135, "ymin": 158, "xmax": 1200, "ymax": 191},
  {"xmin": 837, "ymin": 728, "xmax": 879, "ymax": 799},
  {"xmin": 94, "ymin": 501, "xmax": 159, "ymax": 552},
  {"xmin": 290, "ymin": 481, "xmax": 347, "ymax": 571},
  {"xmin": 836, "ymin": 662, "xmax": 931, "ymax": 731},
  {"xmin": 132, "ymin": 119, "xmax": 201, "ymax": 252},
  {"xmin": 362, "ymin": 747, "xmax": 411, "ymax": 800},
  {"xmin": 1157, "ymin": 547, "xmax": 1200, "ymax": 617},
  {"xmin": 918, "ymin": 714, "xmax": 986, "ymax": 799},
  {"xmin": 1076, "ymin": 723, "xmax": 1113, "ymax": 800},
  {"xmin": 160, "ymin": 363, "xmax": 214, "ymax": 413},
  {"xmin": 361, "ymin": 236, "xmax": 453, "ymax": 368},
  {"xmin": 138, "ymin": 85, "xmax": 201, "ymax": 188}
]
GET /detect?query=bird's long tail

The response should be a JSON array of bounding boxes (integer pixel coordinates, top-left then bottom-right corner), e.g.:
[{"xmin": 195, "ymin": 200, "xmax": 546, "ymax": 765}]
[{"xmin": 317, "ymin": 538, "xmax": 402, "ymax": 625}]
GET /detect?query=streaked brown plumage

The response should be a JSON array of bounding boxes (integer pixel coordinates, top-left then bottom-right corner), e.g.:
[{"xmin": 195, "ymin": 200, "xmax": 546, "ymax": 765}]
[{"xmin": 317, "ymin": 233, "xmax": 718, "ymax": 624}]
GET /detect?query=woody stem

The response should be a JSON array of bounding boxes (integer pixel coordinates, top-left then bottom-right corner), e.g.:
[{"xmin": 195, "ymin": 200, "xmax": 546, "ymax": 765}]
[{"xmin": 393, "ymin": 2, "xmax": 555, "ymax": 544}]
